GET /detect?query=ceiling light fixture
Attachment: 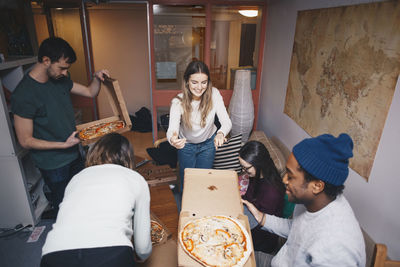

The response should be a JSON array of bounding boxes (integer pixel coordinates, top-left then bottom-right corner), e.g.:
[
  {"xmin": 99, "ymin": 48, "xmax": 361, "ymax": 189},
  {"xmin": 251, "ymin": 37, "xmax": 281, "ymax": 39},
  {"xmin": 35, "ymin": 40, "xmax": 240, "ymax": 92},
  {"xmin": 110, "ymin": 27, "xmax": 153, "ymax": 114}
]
[{"xmin": 238, "ymin": 10, "xmax": 258, "ymax": 18}]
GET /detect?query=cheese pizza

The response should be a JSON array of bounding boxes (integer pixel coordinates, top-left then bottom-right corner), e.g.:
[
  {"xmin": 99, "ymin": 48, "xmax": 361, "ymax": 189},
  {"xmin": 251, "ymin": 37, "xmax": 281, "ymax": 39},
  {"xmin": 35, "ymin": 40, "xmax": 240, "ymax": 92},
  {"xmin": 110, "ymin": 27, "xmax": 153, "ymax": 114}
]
[
  {"xmin": 179, "ymin": 215, "xmax": 252, "ymax": 267},
  {"xmin": 78, "ymin": 120, "xmax": 125, "ymax": 141}
]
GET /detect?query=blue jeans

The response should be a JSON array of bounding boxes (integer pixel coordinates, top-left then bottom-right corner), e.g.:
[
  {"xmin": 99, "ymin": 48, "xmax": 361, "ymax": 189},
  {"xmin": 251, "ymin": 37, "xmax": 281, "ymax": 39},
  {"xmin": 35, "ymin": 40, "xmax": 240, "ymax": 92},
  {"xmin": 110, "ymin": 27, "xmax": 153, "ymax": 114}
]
[
  {"xmin": 40, "ymin": 156, "xmax": 84, "ymax": 211},
  {"xmin": 178, "ymin": 134, "xmax": 216, "ymax": 192}
]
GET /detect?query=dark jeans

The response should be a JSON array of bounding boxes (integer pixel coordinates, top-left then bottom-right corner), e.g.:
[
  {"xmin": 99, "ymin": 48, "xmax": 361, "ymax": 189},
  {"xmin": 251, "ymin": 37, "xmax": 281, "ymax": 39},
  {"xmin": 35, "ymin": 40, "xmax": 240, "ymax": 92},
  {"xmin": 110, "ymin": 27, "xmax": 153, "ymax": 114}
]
[
  {"xmin": 39, "ymin": 156, "xmax": 84, "ymax": 211},
  {"xmin": 177, "ymin": 134, "xmax": 216, "ymax": 192},
  {"xmin": 40, "ymin": 246, "xmax": 136, "ymax": 267}
]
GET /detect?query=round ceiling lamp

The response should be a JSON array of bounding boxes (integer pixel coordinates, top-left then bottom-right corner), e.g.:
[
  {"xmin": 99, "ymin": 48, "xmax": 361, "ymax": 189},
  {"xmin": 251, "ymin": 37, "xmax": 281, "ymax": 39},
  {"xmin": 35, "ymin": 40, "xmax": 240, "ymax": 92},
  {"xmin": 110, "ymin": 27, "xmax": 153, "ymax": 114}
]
[{"xmin": 238, "ymin": 10, "xmax": 258, "ymax": 18}]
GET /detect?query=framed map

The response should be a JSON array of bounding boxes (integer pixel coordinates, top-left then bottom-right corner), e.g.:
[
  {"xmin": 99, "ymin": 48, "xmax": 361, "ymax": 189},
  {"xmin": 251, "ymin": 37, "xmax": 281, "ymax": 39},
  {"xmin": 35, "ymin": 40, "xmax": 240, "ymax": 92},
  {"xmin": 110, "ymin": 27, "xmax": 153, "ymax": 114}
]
[{"xmin": 284, "ymin": 1, "xmax": 400, "ymax": 180}]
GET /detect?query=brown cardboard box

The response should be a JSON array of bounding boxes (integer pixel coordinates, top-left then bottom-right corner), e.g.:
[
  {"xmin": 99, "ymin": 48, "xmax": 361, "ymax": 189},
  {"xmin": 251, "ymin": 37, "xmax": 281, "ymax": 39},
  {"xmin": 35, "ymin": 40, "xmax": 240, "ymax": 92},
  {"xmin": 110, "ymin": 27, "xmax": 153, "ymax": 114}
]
[
  {"xmin": 150, "ymin": 211, "xmax": 172, "ymax": 247},
  {"xmin": 76, "ymin": 77, "xmax": 132, "ymax": 146},
  {"xmin": 178, "ymin": 168, "xmax": 256, "ymax": 267},
  {"xmin": 138, "ymin": 239, "xmax": 178, "ymax": 267}
]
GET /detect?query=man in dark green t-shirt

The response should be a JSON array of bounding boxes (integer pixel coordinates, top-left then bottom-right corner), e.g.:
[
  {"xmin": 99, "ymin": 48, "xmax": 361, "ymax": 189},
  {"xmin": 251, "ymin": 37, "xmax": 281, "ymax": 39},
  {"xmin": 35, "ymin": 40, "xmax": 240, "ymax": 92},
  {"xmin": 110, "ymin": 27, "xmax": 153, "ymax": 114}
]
[{"xmin": 11, "ymin": 37, "xmax": 110, "ymax": 213}]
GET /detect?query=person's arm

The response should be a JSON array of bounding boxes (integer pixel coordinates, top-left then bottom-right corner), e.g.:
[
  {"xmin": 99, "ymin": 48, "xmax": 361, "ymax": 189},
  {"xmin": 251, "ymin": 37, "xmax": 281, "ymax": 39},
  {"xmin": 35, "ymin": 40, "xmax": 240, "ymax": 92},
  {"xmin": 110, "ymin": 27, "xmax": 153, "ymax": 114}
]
[
  {"xmin": 242, "ymin": 199, "xmax": 292, "ymax": 238},
  {"xmin": 70, "ymin": 69, "xmax": 110, "ymax": 97},
  {"xmin": 13, "ymin": 114, "xmax": 80, "ymax": 150},
  {"xmin": 132, "ymin": 180, "xmax": 152, "ymax": 261},
  {"xmin": 213, "ymin": 88, "xmax": 232, "ymax": 148},
  {"xmin": 166, "ymin": 98, "xmax": 186, "ymax": 149}
]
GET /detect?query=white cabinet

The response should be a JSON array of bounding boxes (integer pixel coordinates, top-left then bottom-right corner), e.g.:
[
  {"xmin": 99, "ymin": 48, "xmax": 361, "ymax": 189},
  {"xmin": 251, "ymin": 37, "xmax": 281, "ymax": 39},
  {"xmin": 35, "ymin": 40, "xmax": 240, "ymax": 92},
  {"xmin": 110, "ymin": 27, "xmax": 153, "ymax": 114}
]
[{"xmin": 0, "ymin": 56, "xmax": 48, "ymax": 228}]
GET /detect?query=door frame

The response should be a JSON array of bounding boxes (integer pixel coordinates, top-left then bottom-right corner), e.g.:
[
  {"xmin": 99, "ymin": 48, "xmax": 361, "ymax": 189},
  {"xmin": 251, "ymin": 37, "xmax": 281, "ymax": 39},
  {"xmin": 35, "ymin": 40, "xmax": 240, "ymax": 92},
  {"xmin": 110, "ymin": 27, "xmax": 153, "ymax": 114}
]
[{"xmin": 148, "ymin": 0, "xmax": 267, "ymax": 140}]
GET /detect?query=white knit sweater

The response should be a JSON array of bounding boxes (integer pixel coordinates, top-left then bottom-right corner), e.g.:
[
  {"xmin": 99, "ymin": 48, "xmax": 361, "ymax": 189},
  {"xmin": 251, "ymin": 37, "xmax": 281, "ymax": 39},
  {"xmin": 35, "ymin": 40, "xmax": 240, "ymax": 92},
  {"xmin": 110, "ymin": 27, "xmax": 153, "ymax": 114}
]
[
  {"xmin": 42, "ymin": 164, "xmax": 152, "ymax": 261},
  {"xmin": 263, "ymin": 194, "xmax": 366, "ymax": 267},
  {"xmin": 166, "ymin": 87, "xmax": 232, "ymax": 144}
]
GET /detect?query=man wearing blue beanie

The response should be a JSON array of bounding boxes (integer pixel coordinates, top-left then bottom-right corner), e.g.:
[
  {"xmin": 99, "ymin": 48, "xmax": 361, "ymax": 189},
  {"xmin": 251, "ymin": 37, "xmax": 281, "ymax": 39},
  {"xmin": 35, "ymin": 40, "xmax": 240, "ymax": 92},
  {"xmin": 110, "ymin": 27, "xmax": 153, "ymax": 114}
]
[{"xmin": 243, "ymin": 133, "xmax": 366, "ymax": 266}]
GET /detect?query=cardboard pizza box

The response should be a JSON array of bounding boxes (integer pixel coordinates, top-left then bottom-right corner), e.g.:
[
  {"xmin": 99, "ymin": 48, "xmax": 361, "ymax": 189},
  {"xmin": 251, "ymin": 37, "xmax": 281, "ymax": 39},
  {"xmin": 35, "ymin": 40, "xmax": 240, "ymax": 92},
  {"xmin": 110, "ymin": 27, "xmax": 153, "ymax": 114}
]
[
  {"xmin": 150, "ymin": 211, "xmax": 172, "ymax": 247},
  {"xmin": 131, "ymin": 211, "xmax": 172, "ymax": 249},
  {"xmin": 138, "ymin": 239, "xmax": 178, "ymax": 267},
  {"xmin": 177, "ymin": 168, "xmax": 256, "ymax": 267},
  {"xmin": 76, "ymin": 77, "xmax": 132, "ymax": 146}
]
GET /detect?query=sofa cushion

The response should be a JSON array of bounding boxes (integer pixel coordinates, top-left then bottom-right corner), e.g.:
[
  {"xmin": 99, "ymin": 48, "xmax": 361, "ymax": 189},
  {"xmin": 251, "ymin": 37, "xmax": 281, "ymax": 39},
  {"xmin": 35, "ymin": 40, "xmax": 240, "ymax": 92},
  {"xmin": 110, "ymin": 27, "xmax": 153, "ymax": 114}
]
[
  {"xmin": 249, "ymin": 131, "xmax": 287, "ymax": 177},
  {"xmin": 213, "ymin": 134, "xmax": 242, "ymax": 173}
]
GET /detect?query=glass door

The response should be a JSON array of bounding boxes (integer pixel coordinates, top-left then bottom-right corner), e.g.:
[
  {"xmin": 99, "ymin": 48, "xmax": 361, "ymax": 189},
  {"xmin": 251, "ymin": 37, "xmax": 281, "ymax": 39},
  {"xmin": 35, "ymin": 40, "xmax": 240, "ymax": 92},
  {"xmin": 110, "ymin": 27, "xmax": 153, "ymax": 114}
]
[
  {"xmin": 149, "ymin": 1, "xmax": 266, "ymax": 139},
  {"xmin": 150, "ymin": 4, "xmax": 206, "ymax": 139}
]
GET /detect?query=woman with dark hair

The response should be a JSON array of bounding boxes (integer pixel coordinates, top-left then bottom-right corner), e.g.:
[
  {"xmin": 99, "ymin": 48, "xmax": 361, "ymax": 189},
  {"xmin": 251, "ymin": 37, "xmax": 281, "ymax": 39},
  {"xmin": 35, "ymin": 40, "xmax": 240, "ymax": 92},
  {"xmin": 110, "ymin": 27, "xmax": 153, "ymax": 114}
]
[
  {"xmin": 41, "ymin": 133, "xmax": 151, "ymax": 267},
  {"xmin": 167, "ymin": 60, "xmax": 231, "ymax": 191},
  {"xmin": 239, "ymin": 141, "xmax": 285, "ymax": 253}
]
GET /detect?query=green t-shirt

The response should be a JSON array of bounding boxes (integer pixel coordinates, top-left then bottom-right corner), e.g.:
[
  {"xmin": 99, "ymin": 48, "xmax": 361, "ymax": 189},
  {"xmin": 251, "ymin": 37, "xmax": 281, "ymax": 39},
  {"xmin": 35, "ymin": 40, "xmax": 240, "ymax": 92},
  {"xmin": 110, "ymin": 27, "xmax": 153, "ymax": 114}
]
[{"xmin": 11, "ymin": 74, "xmax": 79, "ymax": 170}]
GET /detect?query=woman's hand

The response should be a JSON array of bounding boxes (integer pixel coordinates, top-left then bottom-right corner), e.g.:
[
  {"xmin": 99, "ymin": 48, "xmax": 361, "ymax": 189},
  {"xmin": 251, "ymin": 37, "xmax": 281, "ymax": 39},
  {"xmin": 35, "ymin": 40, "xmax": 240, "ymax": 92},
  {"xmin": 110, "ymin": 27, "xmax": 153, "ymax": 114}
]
[
  {"xmin": 242, "ymin": 199, "xmax": 265, "ymax": 225},
  {"xmin": 170, "ymin": 132, "xmax": 186, "ymax": 149},
  {"xmin": 214, "ymin": 131, "xmax": 226, "ymax": 149}
]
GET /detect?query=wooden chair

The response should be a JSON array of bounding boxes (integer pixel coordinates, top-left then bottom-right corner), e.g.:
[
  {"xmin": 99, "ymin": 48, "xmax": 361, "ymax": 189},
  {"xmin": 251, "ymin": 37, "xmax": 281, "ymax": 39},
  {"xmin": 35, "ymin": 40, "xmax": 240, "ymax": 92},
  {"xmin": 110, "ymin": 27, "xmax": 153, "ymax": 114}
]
[{"xmin": 373, "ymin": 243, "xmax": 400, "ymax": 267}]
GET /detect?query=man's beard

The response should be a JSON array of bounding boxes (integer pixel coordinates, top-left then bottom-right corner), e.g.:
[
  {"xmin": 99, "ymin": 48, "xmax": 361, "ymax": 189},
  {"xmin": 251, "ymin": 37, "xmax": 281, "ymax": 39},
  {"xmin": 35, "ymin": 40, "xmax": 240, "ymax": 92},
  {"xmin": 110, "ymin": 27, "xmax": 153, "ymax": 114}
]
[{"xmin": 47, "ymin": 69, "xmax": 64, "ymax": 81}]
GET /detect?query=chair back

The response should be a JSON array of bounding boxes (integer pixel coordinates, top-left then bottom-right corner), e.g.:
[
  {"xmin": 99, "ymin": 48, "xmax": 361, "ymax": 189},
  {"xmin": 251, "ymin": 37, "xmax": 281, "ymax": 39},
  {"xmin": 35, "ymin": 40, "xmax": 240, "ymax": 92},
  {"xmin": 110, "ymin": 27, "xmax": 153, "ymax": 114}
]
[{"xmin": 373, "ymin": 243, "xmax": 400, "ymax": 267}]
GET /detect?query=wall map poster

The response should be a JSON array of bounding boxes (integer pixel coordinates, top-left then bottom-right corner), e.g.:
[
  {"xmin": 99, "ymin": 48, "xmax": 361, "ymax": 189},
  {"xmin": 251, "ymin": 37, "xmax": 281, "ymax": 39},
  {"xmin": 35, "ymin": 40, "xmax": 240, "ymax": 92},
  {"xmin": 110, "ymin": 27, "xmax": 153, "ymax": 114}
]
[{"xmin": 284, "ymin": 1, "xmax": 400, "ymax": 180}]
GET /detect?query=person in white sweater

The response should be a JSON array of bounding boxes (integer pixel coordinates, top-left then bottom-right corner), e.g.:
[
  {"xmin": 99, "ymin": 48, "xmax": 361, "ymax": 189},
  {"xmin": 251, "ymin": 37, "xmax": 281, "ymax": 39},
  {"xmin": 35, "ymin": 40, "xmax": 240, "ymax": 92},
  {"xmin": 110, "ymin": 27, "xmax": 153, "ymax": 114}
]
[
  {"xmin": 167, "ymin": 61, "xmax": 232, "ymax": 191},
  {"xmin": 41, "ymin": 133, "xmax": 152, "ymax": 267},
  {"xmin": 243, "ymin": 133, "xmax": 366, "ymax": 267}
]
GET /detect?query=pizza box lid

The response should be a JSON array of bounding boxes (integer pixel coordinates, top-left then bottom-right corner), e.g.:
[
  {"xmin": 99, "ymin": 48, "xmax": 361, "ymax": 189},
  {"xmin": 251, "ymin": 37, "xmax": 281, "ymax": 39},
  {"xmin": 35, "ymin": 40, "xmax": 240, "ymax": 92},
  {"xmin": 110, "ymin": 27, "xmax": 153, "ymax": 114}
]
[
  {"xmin": 150, "ymin": 211, "xmax": 172, "ymax": 247},
  {"xmin": 76, "ymin": 77, "xmax": 132, "ymax": 146},
  {"xmin": 181, "ymin": 168, "xmax": 243, "ymax": 216},
  {"xmin": 178, "ymin": 168, "xmax": 256, "ymax": 266}
]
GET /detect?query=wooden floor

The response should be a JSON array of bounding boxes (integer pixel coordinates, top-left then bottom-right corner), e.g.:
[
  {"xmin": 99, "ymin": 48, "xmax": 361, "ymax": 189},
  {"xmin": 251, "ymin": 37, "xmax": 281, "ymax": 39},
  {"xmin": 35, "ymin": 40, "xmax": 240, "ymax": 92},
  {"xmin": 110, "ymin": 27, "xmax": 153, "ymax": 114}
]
[
  {"xmin": 122, "ymin": 131, "xmax": 179, "ymax": 239},
  {"xmin": 122, "ymin": 131, "xmax": 154, "ymax": 160}
]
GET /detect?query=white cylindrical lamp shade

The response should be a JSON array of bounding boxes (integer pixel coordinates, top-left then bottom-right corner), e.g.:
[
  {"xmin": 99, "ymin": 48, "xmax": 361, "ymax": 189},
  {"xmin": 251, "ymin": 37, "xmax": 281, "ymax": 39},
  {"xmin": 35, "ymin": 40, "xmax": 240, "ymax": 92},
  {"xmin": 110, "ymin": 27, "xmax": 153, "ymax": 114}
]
[{"xmin": 229, "ymin": 69, "xmax": 254, "ymax": 142}]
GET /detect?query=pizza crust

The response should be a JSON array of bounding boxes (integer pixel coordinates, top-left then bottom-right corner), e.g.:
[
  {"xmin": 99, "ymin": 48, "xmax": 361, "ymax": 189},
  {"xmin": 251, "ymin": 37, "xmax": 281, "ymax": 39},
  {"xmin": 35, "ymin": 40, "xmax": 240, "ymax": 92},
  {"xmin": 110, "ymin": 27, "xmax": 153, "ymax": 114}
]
[{"xmin": 179, "ymin": 215, "xmax": 252, "ymax": 267}]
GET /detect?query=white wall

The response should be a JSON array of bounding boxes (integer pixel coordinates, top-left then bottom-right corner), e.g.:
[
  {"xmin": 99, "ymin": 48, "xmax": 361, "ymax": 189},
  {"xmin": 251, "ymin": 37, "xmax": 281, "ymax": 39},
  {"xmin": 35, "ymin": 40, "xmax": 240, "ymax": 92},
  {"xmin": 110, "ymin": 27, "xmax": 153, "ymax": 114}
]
[{"xmin": 260, "ymin": 0, "xmax": 400, "ymax": 260}]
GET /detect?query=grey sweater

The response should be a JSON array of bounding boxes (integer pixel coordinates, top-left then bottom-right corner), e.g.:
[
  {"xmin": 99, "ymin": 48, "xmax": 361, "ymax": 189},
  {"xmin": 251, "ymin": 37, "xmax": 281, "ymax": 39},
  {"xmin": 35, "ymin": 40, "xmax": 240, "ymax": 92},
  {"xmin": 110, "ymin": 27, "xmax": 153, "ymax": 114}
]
[{"xmin": 263, "ymin": 194, "xmax": 366, "ymax": 267}]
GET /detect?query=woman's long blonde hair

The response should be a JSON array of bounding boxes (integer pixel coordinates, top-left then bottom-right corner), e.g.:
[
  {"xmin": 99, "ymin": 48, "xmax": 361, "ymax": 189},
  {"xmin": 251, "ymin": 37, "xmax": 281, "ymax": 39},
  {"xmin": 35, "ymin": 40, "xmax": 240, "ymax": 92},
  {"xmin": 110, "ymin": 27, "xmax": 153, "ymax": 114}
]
[
  {"xmin": 85, "ymin": 133, "xmax": 135, "ymax": 169},
  {"xmin": 178, "ymin": 61, "xmax": 213, "ymax": 130}
]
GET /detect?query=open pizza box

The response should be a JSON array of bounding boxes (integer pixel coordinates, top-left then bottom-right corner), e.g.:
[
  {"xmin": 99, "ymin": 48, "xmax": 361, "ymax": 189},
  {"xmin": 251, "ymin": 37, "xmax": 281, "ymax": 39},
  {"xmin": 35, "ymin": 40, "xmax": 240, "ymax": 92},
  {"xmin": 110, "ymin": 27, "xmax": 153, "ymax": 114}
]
[
  {"xmin": 76, "ymin": 77, "xmax": 132, "ymax": 146},
  {"xmin": 178, "ymin": 168, "xmax": 256, "ymax": 267},
  {"xmin": 150, "ymin": 211, "xmax": 172, "ymax": 247}
]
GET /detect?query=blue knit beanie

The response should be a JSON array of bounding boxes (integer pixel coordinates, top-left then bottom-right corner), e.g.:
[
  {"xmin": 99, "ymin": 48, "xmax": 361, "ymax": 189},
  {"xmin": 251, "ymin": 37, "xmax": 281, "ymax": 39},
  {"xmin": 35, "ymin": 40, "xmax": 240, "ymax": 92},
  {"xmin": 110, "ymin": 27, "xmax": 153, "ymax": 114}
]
[{"xmin": 292, "ymin": 133, "xmax": 353, "ymax": 186}]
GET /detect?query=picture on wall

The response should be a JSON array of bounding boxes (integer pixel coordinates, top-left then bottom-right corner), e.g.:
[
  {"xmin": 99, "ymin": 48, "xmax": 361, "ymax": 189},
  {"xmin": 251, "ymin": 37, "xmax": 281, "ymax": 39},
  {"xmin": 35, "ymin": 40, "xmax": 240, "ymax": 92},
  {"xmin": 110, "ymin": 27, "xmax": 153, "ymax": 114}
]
[{"xmin": 284, "ymin": 1, "xmax": 400, "ymax": 180}]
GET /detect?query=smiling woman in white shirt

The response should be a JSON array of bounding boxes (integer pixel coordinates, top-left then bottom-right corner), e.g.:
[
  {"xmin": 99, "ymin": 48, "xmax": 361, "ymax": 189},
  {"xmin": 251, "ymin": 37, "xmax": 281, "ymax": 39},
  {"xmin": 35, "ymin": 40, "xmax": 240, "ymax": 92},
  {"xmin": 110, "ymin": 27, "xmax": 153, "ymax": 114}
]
[
  {"xmin": 40, "ymin": 133, "xmax": 152, "ymax": 267},
  {"xmin": 167, "ymin": 61, "xmax": 232, "ymax": 192}
]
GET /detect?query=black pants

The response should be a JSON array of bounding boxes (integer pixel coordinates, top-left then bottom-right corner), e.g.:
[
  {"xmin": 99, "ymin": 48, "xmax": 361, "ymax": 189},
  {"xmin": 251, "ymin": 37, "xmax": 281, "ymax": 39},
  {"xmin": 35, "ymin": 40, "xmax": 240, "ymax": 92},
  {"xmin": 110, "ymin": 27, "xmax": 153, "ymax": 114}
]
[
  {"xmin": 40, "ymin": 156, "xmax": 84, "ymax": 211},
  {"xmin": 40, "ymin": 246, "xmax": 136, "ymax": 267}
]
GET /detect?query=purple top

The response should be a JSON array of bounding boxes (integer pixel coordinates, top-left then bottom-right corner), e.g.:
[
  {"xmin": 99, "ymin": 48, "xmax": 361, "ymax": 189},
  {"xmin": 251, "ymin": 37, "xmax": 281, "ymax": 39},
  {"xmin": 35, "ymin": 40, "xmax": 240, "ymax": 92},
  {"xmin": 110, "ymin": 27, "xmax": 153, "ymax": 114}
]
[{"xmin": 242, "ymin": 177, "xmax": 284, "ymax": 253}]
